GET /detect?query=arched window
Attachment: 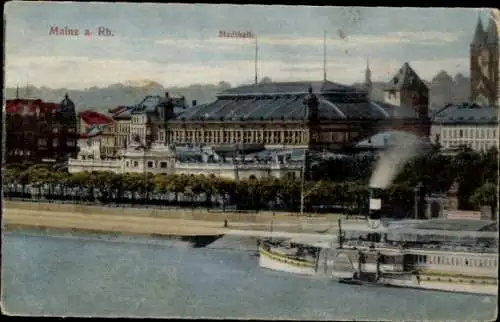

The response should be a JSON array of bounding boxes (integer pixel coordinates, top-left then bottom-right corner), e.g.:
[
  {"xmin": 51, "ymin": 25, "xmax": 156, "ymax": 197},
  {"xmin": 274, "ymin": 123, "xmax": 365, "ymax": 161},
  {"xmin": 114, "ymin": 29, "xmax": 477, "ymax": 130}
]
[{"xmin": 465, "ymin": 259, "xmax": 469, "ymax": 266}]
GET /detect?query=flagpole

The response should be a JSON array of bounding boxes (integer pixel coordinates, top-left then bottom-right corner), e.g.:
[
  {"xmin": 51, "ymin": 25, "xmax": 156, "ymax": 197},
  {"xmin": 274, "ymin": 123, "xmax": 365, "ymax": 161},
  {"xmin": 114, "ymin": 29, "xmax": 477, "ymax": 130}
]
[
  {"xmin": 323, "ymin": 30, "xmax": 327, "ymax": 82},
  {"xmin": 254, "ymin": 35, "xmax": 258, "ymax": 84}
]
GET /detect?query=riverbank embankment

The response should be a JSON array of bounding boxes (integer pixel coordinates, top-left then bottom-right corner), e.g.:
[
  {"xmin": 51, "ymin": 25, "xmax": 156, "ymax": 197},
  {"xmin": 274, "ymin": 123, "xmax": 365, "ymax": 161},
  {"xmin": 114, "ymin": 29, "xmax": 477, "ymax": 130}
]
[{"xmin": 3, "ymin": 201, "xmax": 347, "ymax": 238}]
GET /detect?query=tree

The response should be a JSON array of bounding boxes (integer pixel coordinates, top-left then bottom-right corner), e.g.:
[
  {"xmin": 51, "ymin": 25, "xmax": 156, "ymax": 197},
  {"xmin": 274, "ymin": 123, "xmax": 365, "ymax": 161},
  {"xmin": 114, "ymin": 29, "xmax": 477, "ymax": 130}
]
[
  {"xmin": 5, "ymin": 152, "xmax": 497, "ymax": 217},
  {"xmin": 470, "ymin": 182, "xmax": 498, "ymax": 215},
  {"xmin": 212, "ymin": 177, "xmax": 235, "ymax": 211},
  {"xmin": 3, "ymin": 168, "xmax": 17, "ymax": 184},
  {"xmin": 257, "ymin": 177, "xmax": 280, "ymax": 207}
]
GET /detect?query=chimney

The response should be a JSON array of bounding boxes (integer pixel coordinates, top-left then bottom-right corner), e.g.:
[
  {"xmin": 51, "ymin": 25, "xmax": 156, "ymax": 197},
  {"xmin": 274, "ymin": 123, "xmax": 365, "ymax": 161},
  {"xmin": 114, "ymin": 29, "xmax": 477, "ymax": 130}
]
[
  {"xmin": 192, "ymin": 100, "xmax": 197, "ymax": 107},
  {"xmin": 368, "ymin": 187, "xmax": 383, "ymax": 218}
]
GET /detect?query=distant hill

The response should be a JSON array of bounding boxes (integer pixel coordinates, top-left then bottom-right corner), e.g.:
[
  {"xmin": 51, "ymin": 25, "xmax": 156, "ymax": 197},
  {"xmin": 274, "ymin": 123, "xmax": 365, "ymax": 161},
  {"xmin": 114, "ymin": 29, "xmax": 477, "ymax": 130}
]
[
  {"xmin": 4, "ymin": 72, "xmax": 470, "ymax": 113},
  {"xmin": 4, "ymin": 80, "xmax": 232, "ymax": 112}
]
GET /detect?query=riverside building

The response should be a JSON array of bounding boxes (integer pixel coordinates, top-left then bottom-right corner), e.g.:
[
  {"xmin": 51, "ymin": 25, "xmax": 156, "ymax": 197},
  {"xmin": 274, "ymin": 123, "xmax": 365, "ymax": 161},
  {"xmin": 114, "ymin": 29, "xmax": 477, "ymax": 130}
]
[
  {"xmin": 5, "ymin": 92, "xmax": 78, "ymax": 165},
  {"xmin": 431, "ymin": 103, "xmax": 498, "ymax": 152},
  {"xmin": 68, "ymin": 142, "xmax": 305, "ymax": 180},
  {"xmin": 101, "ymin": 63, "xmax": 430, "ymax": 154},
  {"xmin": 163, "ymin": 63, "xmax": 430, "ymax": 151},
  {"xmin": 429, "ymin": 17, "xmax": 499, "ymax": 152}
]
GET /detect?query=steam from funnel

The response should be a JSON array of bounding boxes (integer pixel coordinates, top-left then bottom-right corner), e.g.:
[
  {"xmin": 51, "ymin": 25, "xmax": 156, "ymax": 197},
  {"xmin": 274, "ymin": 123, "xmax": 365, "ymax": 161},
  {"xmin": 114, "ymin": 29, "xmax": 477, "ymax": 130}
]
[{"xmin": 369, "ymin": 132, "xmax": 426, "ymax": 189}]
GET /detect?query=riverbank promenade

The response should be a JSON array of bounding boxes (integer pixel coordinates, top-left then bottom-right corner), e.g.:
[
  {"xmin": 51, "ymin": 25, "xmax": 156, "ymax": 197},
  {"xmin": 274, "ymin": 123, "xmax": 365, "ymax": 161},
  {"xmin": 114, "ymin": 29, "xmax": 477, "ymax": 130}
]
[{"xmin": 3, "ymin": 201, "xmax": 350, "ymax": 237}]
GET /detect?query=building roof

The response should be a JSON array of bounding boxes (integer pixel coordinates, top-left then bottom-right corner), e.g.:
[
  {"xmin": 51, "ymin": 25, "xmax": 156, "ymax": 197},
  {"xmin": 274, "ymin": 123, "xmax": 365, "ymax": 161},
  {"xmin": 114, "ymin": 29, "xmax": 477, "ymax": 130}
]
[
  {"xmin": 431, "ymin": 102, "xmax": 498, "ymax": 125},
  {"xmin": 355, "ymin": 130, "xmax": 430, "ymax": 149},
  {"xmin": 486, "ymin": 17, "xmax": 499, "ymax": 45},
  {"xmin": 471, "ymin": 16, "xmax": 498, "ymax": 46},
  {"xmin": 60, "ymin": 93, "xmax": 75, "ymax": 111},
  {"xmin": 110, "ymin": 95, "xmax": 188, "ymax": 119},
  {"xmin": 5, "ymin": 99, "xmax": 59, "ymax": 114},
  {"xmin": 79, "ymin": 126, "xmax": 103, "ymax": 139},
  {"xmin": 471, "ymin": 17, "xmax": 488, "ymax": 46},
  {"xmin": 385, "ymin": 62, "xmax": 428, "ymax": 91},
  {"xmin": 79, "ymin": 110, "xmax": 114, "ymax": 125},
  {"xmin": 174, "ymin": 81, "xmax": 419, "ymax": 122},
  {"xmin": 219, "ymin": 81, "xmax": 359, "ymax": 96}
]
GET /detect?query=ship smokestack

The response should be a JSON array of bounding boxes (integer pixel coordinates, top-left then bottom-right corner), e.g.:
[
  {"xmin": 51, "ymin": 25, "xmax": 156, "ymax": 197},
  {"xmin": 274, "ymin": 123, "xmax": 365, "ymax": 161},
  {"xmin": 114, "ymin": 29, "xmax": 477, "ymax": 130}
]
[
  {"xmin": 368, "ymin": 187, "xmax": 384, "ymax": 219},
  {"xmin": 369, "ymin": 198, "xmax": 382, "ymax": 211}
]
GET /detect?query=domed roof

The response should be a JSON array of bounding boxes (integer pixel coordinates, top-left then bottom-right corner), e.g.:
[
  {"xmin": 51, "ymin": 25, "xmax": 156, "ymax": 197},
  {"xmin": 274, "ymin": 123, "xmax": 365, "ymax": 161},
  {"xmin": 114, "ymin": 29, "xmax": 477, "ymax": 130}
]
[{"xmin": 60, "ymin": 93, "xmax": 75, "ymax": 111}]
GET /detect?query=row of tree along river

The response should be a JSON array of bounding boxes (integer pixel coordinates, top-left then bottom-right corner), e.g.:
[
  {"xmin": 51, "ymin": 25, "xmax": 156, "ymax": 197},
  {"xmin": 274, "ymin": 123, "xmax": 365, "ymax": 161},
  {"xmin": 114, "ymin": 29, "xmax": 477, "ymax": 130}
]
[{"xmin": 4, "ymin": 146, "xmax": 498, "ymax": 216}]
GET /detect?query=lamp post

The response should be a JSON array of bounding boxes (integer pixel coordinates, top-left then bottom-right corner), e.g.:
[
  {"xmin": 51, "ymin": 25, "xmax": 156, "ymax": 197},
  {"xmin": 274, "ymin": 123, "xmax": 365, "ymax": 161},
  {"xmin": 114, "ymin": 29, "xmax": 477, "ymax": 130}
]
[
  {"xmin": 492, "ymin": 9, "xmax": 500, "ymax": 224},
  {"xmin": 299, "ymin": 149, "xmax": 307, "ymax": 217},
  {"xmin": 414, "ymin": 182, "xmax": 423, "ymax": 219}
]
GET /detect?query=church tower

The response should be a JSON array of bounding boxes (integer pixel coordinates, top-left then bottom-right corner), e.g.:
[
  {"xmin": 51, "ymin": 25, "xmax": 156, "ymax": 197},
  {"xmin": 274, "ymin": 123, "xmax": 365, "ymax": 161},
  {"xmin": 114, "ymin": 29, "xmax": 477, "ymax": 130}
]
[
  {"xmin": 384, "ymin": 62, "xmax": 430, "ymax": 136},
  {"xmin": 365, "ymin": 57, "xmax": 373, "ymax": 98},
  {"xmin": 470, "ymin": 16, "xmax": 499, "ymax": 105}
]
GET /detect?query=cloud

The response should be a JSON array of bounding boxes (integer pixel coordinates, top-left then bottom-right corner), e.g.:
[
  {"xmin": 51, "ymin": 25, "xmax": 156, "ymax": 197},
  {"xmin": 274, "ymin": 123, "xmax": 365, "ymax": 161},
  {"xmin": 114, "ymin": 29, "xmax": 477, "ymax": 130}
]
[
  {"xmin": 5, "ymin": 54, "xmax": 469, "ymax": 89},
  {"xmin": 154, "ymin": 31, "xmax": 462, "ymax": 52}
]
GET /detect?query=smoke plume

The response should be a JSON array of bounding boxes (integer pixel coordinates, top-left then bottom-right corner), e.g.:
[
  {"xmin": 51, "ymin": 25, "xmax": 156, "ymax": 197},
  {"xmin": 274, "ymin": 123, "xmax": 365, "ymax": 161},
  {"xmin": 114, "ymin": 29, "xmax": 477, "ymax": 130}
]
[{"xmin": 369, "ymin": 132, "xmax": 427, "ymax": 189}]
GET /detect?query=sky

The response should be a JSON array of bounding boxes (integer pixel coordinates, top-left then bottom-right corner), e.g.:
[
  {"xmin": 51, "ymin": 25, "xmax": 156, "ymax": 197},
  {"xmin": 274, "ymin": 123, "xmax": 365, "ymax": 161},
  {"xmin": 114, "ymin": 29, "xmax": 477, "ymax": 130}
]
[{"xmin": 4, "ymin": 3, "xmax": 498, "ymax": 89}]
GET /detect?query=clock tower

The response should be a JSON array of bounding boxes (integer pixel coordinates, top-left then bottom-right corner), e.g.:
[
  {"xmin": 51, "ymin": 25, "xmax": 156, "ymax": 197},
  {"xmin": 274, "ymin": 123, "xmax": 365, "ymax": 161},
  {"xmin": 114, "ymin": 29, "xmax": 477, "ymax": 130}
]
[{"xmin": 470, "ymin": 16, "xmax": 499, "ymax": 105}]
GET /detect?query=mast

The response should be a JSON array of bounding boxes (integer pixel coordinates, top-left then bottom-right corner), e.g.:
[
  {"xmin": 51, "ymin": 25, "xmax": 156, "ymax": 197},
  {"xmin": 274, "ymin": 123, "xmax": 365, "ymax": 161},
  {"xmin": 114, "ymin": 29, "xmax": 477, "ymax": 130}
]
[
  {"xmin": 299, "ymin": 149, "xmax": 307, "ymax": 216},
  {"xmin": 15, "ymin": 84, "xmax": 19, "ymax": 99},
  {"xmin": 254, "ymin": 36, "xmax": 259, "ymax": 84},
  {"xmin": 25, "ymin": 77, "xmax": 31, "ymax": 98},
  {"xmin": 323, "ymin": 30, "xmax": 327, "ymax": 82},
  {"xmin": 338, "ymin": 218, "xmax": 343, "ymax": 248}
]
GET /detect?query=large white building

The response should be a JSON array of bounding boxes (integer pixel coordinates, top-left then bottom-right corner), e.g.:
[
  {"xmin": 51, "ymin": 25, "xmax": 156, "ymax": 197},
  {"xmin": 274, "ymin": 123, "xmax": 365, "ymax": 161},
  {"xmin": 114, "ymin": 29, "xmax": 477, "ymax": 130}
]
[
  {"xmin": 431, "ymin": 103, "xmax": 498, "ymax": 152},
  {"xmin": 68, "ymin": 142, "xmax": 304, "ymax": 180}
]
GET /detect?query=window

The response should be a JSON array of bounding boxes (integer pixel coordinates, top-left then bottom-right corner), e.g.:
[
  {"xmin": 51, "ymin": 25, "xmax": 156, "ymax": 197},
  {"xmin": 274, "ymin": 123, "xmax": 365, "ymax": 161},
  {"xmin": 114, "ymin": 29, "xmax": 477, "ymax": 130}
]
[
  {"xmin": 68, "ymin": 140, "xmax": 75, "ymax": 146},
  {"xmin": 160, "ymin": 162, "xmax": 167, "ymax": 168},
  {"xmin": 52, "ymin": 140, "xmax": 59, "ymax": 147},
  {"xmin": 147, "ymin": 161, "xmax": 153, "ymax": 168},
  {"xmin": 126, "ymin": 161, "xmax": 129, "ymax": 167},
  {"xmin": 459, "ymin": 129, "xmax": 463, "ymax": 138},
  {"xmin": 133, "ymin": 161, "xmax": 138, "ymax": 167}
]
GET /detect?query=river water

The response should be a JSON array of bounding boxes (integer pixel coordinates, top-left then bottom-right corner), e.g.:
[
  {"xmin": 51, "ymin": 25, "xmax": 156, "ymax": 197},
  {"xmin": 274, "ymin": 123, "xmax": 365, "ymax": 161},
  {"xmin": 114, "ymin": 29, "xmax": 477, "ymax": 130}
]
[{"xmin": 1, "ymin": 232, "xmax": 497, "ymax": 320}]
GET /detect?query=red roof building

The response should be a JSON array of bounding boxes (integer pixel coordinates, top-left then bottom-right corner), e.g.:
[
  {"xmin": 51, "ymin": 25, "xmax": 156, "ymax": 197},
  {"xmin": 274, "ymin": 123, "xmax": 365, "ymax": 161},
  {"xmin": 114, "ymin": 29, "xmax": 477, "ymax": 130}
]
[
  {"xmin": 77, "ymin": 110, "xmax": 118, "ymax": 159},
  {"xmin": 79, "ymin": 110, "xmax": 114, "ymax": 126},
  {"xmin": 5, "ymin": 94, "xmax": 78, "ymax": 166}
]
